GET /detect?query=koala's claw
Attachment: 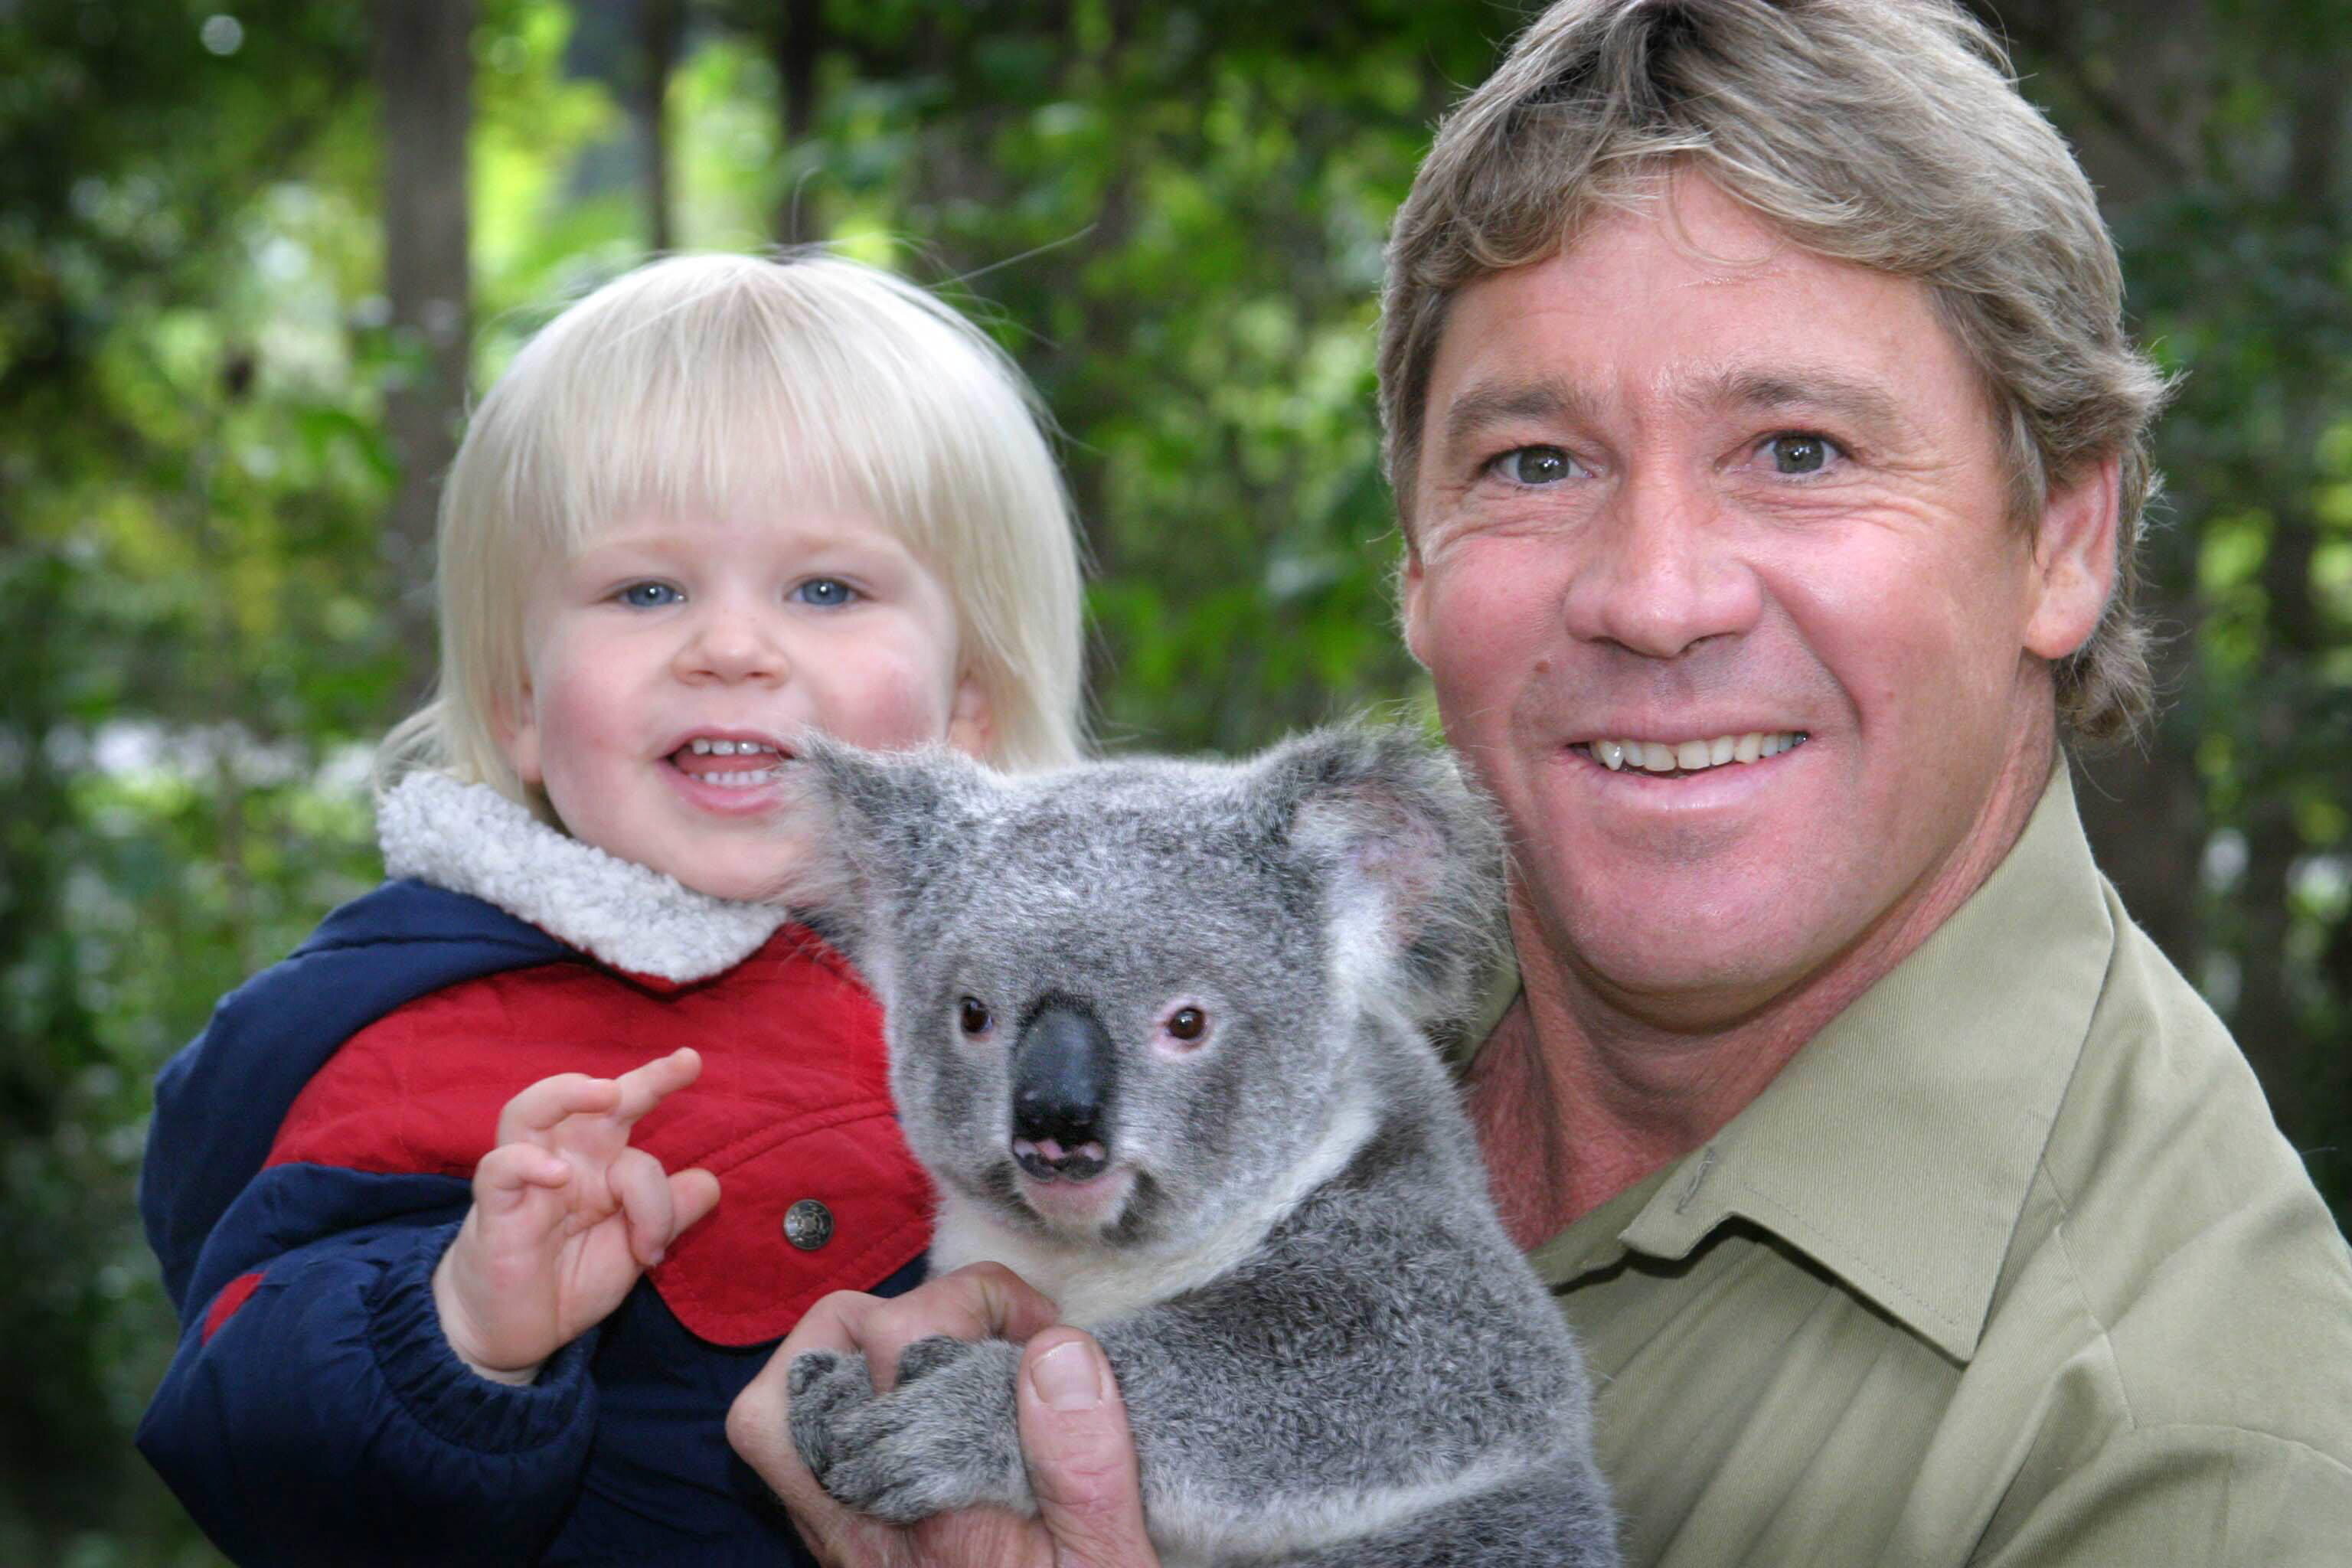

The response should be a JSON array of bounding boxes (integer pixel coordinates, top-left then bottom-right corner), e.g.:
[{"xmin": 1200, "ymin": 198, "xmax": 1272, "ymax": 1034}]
[
  {"xmin": 815, "ymin": 1454, "xmax": 947, "ymax": 1525},
  {"xmin": 786, "ymin": 1349, "xmax": 875, "ymax": 1481},
  {"xmin": 893, "ymin": 1334, "xmax": 969, "ymax": 1384},
  {"xmin": 787, "ymin": 1348, "xmax": 848, "ymax": 1399}
]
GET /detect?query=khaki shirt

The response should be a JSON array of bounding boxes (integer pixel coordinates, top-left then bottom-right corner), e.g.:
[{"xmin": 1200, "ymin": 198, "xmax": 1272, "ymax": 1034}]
[{"xmin": 1525, "ymin": 766, "xmax": 2352, "ymax": 1566}]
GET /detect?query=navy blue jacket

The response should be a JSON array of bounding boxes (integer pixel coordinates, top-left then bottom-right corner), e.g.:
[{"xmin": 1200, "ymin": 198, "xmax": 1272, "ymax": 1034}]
[{"xmin": 138, "ymin": 879, "xmax": 930, "ymax": 1566}]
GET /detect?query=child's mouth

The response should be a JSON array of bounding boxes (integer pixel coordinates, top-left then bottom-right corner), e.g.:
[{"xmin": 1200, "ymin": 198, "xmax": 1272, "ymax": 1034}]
[{"xmin": 667, "ymin": 737, "xmax": 790, "ymax": 789}]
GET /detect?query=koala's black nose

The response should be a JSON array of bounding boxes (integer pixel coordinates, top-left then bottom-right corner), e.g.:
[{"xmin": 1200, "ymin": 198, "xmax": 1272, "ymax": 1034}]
[{"xmin": 1009, "ymin": 999, "xmax": 1114, "ymax": 1181}]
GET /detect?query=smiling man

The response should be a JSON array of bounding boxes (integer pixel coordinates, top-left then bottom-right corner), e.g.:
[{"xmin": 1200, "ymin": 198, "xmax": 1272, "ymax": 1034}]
[
  {"xmin": 737, "ymin": 3, "xmax": 2352, "ymax": 1563},
  {"xmin": 1400, "ymin": 173, "xmax": 2115, "ymax": 1224},
  {"xmin": 1377, "ymin": 1, "xmax": 2352, "ymax": 1563}
]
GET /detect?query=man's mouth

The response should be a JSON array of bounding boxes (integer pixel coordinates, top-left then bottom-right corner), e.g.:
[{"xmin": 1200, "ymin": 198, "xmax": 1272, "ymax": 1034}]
[
  {"xmin": 667, "ymin": 735, "xmax": 791, "ymax": 788},
  {"xmin": 1572, "ymin": 730, "xmax": 1808, "ymax": 777}
]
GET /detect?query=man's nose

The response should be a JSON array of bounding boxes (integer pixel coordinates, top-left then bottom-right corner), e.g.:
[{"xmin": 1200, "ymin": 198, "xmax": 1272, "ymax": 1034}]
[
  {"xmin": 1563, "ymin": 466, "xmax": 1761, "ymax": 658},
  {"xmin": 676, "ymin": 598, "xmax": 788, "ymax": 684}
]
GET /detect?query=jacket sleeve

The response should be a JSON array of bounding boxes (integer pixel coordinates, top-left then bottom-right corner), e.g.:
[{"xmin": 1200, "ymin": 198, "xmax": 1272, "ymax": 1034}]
[
  {"xmin": 141, "ymin": 880, "xmax": 570, "ymax": 1315},
  {"xmin": 136, "ymin": 887, "xmax": 592, "ymax": 1568},
  {"xmin": 136, "ymin": 1165, "xmax": 600, "ymax": 1568}
]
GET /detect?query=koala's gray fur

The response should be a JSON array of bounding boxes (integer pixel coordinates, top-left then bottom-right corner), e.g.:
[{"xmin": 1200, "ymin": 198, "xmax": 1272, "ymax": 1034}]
[{"xmin": 785, "ymin": 726, "xmax": 1616, "ymax": 1567}]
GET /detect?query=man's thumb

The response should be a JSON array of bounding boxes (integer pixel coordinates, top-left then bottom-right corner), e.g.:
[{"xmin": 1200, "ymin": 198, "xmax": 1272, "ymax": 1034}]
[{"xmin": 1016, "ymin": 1328, "xmax": 1161, "ymax": 1568}]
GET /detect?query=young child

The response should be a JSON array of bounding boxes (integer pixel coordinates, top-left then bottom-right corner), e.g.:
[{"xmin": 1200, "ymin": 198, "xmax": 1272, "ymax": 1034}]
[{"xmin": 136, "ymin": 253, "xmax": 1087, "ymax": 1566}]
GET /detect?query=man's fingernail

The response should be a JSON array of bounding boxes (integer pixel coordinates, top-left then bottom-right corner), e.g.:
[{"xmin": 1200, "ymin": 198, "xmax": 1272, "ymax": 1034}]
[{"xmin": 1031, "ymin": 1339, "xmax": 1104, "ymax": 1411}]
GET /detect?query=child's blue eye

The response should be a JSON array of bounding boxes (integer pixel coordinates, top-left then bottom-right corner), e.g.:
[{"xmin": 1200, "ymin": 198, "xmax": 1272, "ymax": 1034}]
[
  {"xmin": 792, "ymin": 577, "xmax": 858, "ymax": 608},
  {"xmin": 617, "ymin": 581, "xmax": 682, "ymax": 609}
]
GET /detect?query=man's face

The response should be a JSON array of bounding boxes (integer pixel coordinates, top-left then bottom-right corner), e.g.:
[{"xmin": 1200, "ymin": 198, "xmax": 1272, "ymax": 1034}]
[{"xmin": 1403, "ymin": 175, "xmax": 2106, "ymax": 1027}]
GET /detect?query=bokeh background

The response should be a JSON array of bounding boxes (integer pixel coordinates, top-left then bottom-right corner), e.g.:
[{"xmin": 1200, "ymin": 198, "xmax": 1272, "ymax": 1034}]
[{"xmin": 2, "ymin": 0, "xmax": 2346, "ymax": 1560}]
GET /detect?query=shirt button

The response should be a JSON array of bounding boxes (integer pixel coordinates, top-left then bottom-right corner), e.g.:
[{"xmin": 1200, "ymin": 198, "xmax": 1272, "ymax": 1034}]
[{"xmin": 783, "ymin": 1199, "xmax": 835, "ymax": 1251}]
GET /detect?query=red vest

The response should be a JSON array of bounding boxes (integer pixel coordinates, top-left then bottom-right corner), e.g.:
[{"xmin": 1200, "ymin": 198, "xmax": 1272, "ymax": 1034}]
[{"xmin": 266, "ymin": 926, "xmax": 932, "ymax": 1344}]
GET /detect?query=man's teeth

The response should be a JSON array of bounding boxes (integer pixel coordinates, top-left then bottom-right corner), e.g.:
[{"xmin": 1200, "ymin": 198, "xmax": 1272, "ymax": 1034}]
[
  {"xmin": 1589, "ymin": 732, "xmax": 1805, "ymax": 773},
  {"xmin": 686, "ymin": 738, "xmax": 778, "ymax": 757},
  {"xmin": 697, "ymin": 769, "xmax": 776, "ymax": 786}
]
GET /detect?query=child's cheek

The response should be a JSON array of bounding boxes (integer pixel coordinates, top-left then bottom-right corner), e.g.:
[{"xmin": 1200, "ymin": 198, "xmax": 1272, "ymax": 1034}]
[{"xmin": 832, "ymin": 647, "xmax": 962, "ymax": 752}]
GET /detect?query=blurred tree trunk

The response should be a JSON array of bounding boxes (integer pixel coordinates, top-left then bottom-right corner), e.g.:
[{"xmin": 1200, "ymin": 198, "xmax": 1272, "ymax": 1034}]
[
  {"xmin": 2231, "ymin": 53, "xmax": 2344, "ymax": 1107},
  {"xmin": 773, "ymin": 0, "xmax": 823, "ymax": 242},
  {"xmin": 638, "ymin": 0, "xmax": 683, "ymax": 251},
  {"xmin": 374, "ymin": 0, "xmax": 475, "ymax": 699}
]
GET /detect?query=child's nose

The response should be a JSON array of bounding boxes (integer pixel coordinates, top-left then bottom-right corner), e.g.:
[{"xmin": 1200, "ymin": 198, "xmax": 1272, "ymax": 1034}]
[{"xmin": 678, "ymin": 606, "xmax": 787, "ymax": 684}]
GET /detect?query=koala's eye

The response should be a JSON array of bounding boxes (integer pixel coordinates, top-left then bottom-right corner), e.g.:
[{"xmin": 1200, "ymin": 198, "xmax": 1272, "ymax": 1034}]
[
  {"xmin": 1166, "ymin": 1006, "xmax": 1207, "ymax": 1043},
  {"xmin": 958, "ymin": 996, "xmax": 994, "ymax": 1037}
]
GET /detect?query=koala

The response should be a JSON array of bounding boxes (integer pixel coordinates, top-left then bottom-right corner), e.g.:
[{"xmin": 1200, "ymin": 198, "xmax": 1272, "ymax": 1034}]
[{"xmin": 784, "ymin": 726, "xmax": 1617, "ymax": 1568}]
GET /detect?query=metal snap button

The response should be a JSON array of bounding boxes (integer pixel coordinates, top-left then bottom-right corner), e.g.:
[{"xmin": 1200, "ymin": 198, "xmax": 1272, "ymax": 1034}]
[{"xmin": 783, "ymin": 1198, "xmax": 835, "ymax": 1251}]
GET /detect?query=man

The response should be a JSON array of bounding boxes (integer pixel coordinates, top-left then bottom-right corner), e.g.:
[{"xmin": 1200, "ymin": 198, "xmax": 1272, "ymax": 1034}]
[{"xmin": 731, "ymin": 2, "xmax": 2352, "ymax": 1562}]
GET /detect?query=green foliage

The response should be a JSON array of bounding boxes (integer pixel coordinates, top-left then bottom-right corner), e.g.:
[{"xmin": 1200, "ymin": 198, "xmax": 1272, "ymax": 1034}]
[{"xmin": 2, "ymin": 2, "xmax": 2346, "ymax": 1560}]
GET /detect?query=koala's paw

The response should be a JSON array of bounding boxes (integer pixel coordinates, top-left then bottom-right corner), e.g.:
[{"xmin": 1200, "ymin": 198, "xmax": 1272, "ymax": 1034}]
[
  {"xmin": 786, "ymin": 1340, "xmax": 1025, "ymax": 1524},
  {"xmin": 893, "ymin": 1334, "xmax": 968, "ymax": 1384},
  {"xmin": 786, "ymin": 1349, "xmax": 873, "ymax": 1477}
]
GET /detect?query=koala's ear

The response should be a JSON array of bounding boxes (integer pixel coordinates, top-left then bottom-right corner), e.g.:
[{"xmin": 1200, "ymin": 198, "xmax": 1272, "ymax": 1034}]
[
  {"xmin": 781, "ymin": 733, "xmax": 988, "ymax": 925},
  {"xmin": 1244, "ymin": 724, "xmax": 1508, "ymax": 1031}
]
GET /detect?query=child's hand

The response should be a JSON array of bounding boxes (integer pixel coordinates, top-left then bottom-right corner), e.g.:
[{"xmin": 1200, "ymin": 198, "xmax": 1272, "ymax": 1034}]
[{"xmin": 432, "ymin": 1047, "xmax": 721, "ymax": 1384}]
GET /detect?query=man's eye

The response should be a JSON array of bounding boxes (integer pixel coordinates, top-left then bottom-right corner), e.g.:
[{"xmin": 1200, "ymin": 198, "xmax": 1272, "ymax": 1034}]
[
  {"xmin": 617, "ymin": 581, "xmax": 682, "ymax": 609},
  {"xmin": 1489, "ymin": 446, "xmax": 1579, "ymax": 486},
  {"xmin": 1761, "ymin": 433, "xmax": 1842, "ymax": 475},
  {"xmin": 791, "ymin": 577, "xmax": 859, "ymax": 608}
]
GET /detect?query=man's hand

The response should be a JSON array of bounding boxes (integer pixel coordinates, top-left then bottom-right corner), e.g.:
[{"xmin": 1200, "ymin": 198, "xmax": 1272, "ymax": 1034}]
[
  {"xmin": 728, "ymin": 1263, "xmax": 1163, "ymax": 1568},
  {"xmin": 433, "ymin": 1047, "xmax": 720, "ymax": 1383}
]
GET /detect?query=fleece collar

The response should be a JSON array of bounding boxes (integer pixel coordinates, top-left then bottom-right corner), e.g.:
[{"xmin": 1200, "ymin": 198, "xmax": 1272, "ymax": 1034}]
[{"xmin": 376, "ymin": 771, "xmax": 791, "ymax": 984}]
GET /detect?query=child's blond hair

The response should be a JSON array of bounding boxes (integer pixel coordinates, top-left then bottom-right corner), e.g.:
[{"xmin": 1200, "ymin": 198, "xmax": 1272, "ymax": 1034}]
[{"xmin": 379, "ymin": 251, "xmax": 1088, "ymax": 808}]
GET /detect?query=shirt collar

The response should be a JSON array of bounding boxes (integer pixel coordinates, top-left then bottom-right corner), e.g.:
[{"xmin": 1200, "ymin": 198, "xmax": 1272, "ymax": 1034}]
[{"xmin": 1555, "ymin": 762, "xmax": 2115, "ymax": 1364}]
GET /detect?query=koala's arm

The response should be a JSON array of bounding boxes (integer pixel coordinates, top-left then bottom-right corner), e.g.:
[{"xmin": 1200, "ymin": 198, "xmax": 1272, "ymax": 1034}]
[
  {"xmin": 1089, "ymin": 1269, "xmax": 1588, "ymax": 1544},
  {"xmin": 791, "ymin": 1257, "xmax": 1586, "ymax": 1547}
]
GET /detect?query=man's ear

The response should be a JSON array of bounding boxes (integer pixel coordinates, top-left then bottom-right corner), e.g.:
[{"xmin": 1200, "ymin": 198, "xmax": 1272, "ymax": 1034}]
[
  {"xmin": 2024, "ymin": 452, "xmax": 2122, "ymax": 662},
  {"xmin": 946, "ymin": 669, "xmax": 995, "ymax": 760},
  {"xmin": 1399, "ymin": 542, "xmax": 1434, "ymax": 670}
]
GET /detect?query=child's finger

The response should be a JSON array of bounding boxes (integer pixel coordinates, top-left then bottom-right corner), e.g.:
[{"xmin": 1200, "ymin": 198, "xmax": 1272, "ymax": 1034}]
[
  {"xmin": 607, "ymin": 1047, "xmax": 702, "ymax": 1127},
  {"xmin": 498, "ymin": 1073, "xmax": 622, "ymax": 1143},
  {"xmin": 607, "ymin": 1145, "xmax": 679, "ymax": 1269},
  {"xmin": 472, "ymin": 1142, "xmax": 574, "ymax": 1208},
  {"xmin": 669, "ymin": 1167, "xmax": 720, "ymax": 1236}
]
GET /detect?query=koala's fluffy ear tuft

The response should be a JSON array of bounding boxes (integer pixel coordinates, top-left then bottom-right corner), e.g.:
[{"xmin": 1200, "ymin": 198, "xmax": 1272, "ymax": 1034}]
[
  {"xmin": 780, "ymin": 734, "xmax": 990, "ymax": 933},
  {"xmin": 1245, "ymin": 724, "xmax": 1508, "ymax": 1031}
]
